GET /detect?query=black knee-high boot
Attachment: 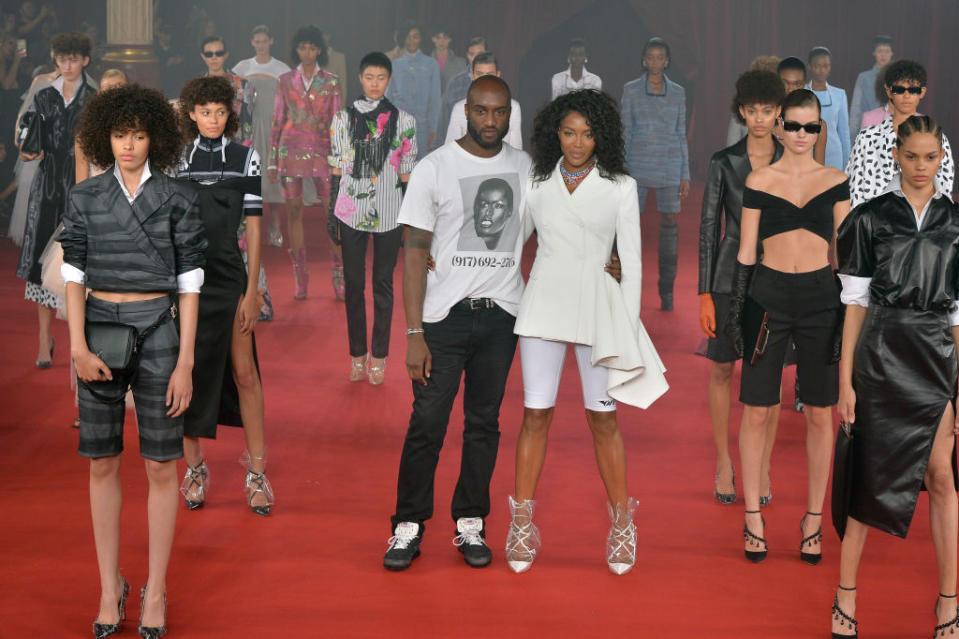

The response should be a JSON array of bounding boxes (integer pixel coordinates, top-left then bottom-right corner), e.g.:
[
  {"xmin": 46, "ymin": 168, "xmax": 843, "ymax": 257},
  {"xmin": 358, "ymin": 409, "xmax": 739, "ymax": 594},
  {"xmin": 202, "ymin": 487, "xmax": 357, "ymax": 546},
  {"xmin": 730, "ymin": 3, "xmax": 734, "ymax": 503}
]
[{"xmin": 658, "ymin": 224, "xmax": 678, "ymax": 310}]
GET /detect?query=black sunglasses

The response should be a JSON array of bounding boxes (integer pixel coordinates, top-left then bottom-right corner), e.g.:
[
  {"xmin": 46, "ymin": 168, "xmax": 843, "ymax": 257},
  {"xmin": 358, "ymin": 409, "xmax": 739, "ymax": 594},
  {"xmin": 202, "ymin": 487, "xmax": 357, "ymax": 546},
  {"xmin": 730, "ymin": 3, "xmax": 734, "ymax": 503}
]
[
  {"xmin": 781, "ymin": 120, "xmax": 822, "ymax": 134},
  {"xmin": 202, "ymin": 50, "xmax": 226, "ymax": 58},
  {"xmin": 889, "ymin": 84, "xmax": 923, "ymax": 95}
]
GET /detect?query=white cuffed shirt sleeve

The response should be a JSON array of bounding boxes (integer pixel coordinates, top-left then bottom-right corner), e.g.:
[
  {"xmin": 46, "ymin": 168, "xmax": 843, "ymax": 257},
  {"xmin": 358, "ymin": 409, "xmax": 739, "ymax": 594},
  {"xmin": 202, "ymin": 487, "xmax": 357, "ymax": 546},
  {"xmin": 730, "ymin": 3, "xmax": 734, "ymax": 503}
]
[
  {"xmin": 949, "ymin": 303, "xmax": 959, "ymax": 327},
  {"xmin": 61, "ymin": 262, "xmax": 86, "ymax": 286},
  {"xmin": 176, "ymin": 268, "xmax": 204, "ymax": 294},
  {"xmin": 838, "ymin": 274, "xmax": 871, "ymax": 307}
]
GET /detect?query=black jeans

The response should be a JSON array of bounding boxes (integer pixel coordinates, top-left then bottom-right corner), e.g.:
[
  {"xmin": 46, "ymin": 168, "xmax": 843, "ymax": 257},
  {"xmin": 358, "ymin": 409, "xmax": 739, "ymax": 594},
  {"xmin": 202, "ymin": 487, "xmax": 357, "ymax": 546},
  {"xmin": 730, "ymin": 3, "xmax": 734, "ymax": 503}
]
[
  {"xmin": 339, "ymin": 223, "xmax": 404, "ymax": 358},
  {"xmin": 391, "ymin": 302, "xmax": 518, "ymax": 533}
]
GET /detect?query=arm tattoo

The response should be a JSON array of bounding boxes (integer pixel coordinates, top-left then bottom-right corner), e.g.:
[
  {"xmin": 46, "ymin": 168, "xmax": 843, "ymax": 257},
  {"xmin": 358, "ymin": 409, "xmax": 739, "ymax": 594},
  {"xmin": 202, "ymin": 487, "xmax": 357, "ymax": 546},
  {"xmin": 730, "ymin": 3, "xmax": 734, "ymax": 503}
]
[{"xmin": 406, "ymin": 227, "xmax": 433, "ymax": 249}]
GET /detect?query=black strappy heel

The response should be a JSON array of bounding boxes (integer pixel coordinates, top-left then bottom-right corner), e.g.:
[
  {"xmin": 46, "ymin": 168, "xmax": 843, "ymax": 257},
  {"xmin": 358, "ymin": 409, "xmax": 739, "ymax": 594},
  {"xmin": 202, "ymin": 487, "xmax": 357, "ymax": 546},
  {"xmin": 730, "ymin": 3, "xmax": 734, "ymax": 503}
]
[
  {"xmin": 832, "ymin": 585, "xmax": 858, "ymax": 638},
  {"xmin": 800, "ymin": 511, "xmax": 823, "ymax": 565},
  {"xmin": 934, "ymin": 593, "xmax": 959, "ymax": 638},
  {"xmin": 743, "ymin": 509, "xmax": 767, "ymax": 563}
]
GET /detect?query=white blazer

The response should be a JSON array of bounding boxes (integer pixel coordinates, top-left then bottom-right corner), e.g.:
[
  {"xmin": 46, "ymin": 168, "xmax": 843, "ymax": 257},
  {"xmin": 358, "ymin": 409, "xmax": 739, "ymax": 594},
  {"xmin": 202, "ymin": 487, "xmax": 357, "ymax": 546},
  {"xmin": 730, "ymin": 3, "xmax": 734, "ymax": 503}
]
[{"xmin": 514, "ymin": 161, "xmax": 668, "ymax": 409}]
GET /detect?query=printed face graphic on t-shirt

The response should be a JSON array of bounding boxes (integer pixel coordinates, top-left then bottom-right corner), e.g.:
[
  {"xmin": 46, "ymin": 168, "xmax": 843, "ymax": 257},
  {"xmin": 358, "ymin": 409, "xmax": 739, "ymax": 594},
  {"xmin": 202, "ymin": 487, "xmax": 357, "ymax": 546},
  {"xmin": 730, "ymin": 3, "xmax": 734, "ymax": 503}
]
[
  {"xmin": 456, "ymin": 173, "xmax": 521, "ymax": 253},
  {"xmin": 473, "ymin": 179, "xmax": 513, "ymax": 246}
]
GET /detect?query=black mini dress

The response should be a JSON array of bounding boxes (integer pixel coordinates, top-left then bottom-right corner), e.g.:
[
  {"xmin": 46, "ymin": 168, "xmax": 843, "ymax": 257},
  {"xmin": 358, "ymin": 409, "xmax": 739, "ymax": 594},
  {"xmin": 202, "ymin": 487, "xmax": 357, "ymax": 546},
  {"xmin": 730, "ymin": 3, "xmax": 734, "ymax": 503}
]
[{"xmin": 837, "ymin": 189, "xmax": 959, "ymax": 537}]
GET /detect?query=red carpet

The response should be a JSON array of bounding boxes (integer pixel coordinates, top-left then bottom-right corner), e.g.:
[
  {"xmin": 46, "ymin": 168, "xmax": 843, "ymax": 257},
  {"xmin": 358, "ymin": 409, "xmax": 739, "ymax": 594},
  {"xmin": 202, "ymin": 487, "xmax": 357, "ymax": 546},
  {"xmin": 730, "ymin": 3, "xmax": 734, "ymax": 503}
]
[{"xmin": 0, "ymin": 191, "xmax": 945, "ymax": 638}]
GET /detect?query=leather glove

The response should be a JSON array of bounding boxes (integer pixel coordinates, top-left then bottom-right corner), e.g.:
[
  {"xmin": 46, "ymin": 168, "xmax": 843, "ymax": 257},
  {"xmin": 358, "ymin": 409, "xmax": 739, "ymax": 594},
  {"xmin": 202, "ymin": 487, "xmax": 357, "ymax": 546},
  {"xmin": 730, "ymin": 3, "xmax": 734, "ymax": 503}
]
[
  {"xmin": 699, "ymin": 293, "xmax": 716, "ymax": 338},
  {"xmin": 724, "ymin": 261, "xmax": 755, "ymax": 357},
  {"xmin": 327, "ymin": 174, "xmax": 342, "ymax": 246}
]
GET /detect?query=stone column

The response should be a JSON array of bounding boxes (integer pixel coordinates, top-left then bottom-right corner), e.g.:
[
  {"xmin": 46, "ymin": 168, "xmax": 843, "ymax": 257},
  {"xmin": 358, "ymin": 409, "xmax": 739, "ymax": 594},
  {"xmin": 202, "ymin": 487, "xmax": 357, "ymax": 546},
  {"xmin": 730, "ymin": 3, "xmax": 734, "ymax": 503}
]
[{"xmin": 102, "ymin": 0, "xmax": 159, "ymax": 89}]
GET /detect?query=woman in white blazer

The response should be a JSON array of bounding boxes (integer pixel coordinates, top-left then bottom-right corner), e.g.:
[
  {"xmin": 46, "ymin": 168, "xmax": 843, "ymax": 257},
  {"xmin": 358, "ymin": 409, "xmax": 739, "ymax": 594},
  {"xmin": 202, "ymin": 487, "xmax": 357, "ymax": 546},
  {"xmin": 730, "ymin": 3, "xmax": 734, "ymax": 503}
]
[{"xmin": 506, "ymin": 90, "xmax": 668, "ymax": 576}]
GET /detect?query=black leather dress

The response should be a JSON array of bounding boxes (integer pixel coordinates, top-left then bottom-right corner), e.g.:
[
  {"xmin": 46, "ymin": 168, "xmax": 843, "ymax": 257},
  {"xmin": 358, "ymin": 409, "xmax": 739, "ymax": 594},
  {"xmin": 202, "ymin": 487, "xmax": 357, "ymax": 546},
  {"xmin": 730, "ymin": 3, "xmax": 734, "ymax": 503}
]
[
  {"xmin": 837, "ymin": 190, "xmax": 959, "ymax": 537},
  {"xmin": 698, "ymin": 136, "xmax": 783, "ymax": 295}
]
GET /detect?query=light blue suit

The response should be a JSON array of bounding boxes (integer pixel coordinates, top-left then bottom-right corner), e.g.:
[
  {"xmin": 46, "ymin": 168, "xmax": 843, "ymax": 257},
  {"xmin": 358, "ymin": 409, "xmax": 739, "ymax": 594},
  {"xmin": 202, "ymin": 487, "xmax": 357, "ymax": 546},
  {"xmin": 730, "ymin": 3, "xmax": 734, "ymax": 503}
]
[{"xmin": 807, "ymin": 82, "xmax": 850, "ymax": 170}]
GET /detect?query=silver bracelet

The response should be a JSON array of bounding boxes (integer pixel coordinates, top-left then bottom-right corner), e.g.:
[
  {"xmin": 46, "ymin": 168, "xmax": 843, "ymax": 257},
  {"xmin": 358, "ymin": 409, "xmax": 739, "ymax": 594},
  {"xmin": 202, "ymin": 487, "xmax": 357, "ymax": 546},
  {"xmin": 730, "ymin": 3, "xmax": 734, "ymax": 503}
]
[{"xmin": 406, "ymin": 328, "xmax": 425, "ymax": 336}]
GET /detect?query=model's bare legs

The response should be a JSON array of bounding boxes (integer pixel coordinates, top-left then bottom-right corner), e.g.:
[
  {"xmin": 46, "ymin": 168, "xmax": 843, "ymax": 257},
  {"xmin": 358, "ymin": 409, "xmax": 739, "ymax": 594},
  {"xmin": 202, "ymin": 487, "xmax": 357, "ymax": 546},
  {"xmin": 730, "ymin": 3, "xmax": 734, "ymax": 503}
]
[
  {"xmin": 37, "ymin": 303, "xmax": 54, "ymax": 363},
  {"xmin": 142, "ymin": 459, "xmax": 178, "ymax": 628},
  {"xmin": 586, "ymin": 409, "xmax": 628, "ymax": 507},
  {"xmin": 927, "ymin": 404, "xmax": 958, "ymax": 627},
  {"xmin": 801, "ymin": 405, "xmax": 834, "ymax": 555},
  {"xmin": 90, "ymin": 455, "xmax": 123, "ymax": 624},
  {"xmin": 513, "ymin": 407, "xmax": 554, "ymax": 500}
]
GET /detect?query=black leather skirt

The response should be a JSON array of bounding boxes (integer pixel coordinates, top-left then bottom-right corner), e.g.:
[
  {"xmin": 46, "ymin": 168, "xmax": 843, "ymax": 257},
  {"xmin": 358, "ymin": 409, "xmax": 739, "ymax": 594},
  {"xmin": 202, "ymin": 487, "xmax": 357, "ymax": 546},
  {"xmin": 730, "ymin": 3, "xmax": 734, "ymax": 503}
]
[{"xmin": 850, "ymin": 305, "xmax": 958, "ymax": 537}]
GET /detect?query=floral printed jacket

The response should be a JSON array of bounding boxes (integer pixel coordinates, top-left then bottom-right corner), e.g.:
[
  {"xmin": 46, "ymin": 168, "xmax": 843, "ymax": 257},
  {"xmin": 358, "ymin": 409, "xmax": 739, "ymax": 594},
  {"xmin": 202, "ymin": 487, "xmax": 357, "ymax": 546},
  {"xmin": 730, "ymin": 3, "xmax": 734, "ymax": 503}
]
[{"xmin": 268, "ymin": 67, "xmax": 342, "ymax": 177}]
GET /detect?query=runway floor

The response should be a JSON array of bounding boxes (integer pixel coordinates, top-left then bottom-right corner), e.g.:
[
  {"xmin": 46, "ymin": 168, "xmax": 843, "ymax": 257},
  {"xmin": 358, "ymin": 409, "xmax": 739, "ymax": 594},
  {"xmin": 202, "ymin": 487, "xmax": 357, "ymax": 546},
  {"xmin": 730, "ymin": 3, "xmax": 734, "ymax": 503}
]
[{"xmin": 0, "ymin": 191, "xmax": 947, "ymax": 637}]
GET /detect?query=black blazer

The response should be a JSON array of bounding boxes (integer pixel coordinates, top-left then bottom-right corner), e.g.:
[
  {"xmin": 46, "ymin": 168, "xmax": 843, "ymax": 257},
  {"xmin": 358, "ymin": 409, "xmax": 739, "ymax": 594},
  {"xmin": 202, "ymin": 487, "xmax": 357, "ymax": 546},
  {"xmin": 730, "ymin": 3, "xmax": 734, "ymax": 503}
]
[
  {"xmin": 698, "ymin": 136, "xmax": 783, "ymax": 295},
  {"xmin": 59, "ymin": 170, "xmax": 207, "ymax": 293}
]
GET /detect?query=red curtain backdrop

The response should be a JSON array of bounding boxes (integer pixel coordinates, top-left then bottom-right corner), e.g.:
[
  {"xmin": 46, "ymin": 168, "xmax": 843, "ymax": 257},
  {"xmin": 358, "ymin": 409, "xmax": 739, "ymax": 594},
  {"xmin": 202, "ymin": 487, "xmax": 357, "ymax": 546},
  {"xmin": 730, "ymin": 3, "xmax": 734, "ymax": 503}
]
[{"xmin": 161, "ymin": 0, "xmax": 959, "ymax": 179}]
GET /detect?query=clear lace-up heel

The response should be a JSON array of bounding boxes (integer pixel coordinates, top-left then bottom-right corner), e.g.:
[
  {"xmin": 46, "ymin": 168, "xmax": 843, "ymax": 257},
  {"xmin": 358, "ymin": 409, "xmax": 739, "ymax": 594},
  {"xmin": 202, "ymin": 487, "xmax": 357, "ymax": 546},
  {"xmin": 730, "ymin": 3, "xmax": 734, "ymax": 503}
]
[
  {"xmin": 240, "ymin": 450, "xmax": 274, "ymax": 516},
  {"xmin": 606, "ymin": 498, "xmax": 638, "ymax": 575},
  {"xmin": 505, "ymin": 496, "xmax": 541, "ymax": 574},
  {"xmin": 179, "ymin": 460, "xmax": 209, "ymax": 510}
]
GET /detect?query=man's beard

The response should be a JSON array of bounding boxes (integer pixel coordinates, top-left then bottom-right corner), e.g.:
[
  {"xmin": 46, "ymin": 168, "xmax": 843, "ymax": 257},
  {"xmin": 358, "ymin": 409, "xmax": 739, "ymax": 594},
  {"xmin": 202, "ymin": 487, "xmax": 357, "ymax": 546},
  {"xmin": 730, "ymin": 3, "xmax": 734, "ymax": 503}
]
[{"xmin": 467, "ymin": 120, "xmax": 507, "ymax": 149}]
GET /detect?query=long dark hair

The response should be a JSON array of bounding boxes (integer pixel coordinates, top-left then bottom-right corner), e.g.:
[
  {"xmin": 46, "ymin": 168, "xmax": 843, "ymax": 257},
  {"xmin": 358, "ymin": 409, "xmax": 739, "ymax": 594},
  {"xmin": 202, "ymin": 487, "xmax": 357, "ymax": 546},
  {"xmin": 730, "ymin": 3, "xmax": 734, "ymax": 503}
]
[{"xmin": 530, "ymin": 89, "xmax": 626, "ymax": 182}]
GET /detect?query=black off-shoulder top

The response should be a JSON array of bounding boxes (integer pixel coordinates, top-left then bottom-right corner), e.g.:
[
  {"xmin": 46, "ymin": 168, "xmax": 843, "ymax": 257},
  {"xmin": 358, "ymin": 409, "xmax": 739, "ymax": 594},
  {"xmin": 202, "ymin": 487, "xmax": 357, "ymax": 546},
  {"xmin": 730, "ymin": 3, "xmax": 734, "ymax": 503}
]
[{"xmin": 744, "ymin": 179, "xmax": 850, "ymax": 243}]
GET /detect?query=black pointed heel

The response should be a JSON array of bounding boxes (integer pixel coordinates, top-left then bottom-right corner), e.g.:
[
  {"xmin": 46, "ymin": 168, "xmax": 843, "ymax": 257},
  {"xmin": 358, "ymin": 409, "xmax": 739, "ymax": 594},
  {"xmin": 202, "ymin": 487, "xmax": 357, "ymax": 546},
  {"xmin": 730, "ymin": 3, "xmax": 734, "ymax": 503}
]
[
  {"xmin": 93, "ymin": 575, "xmax": 129, "ymax": 638},
  {"xmin": 832, "ymin": 585, "xmax": 858, "ymax": 638},
  {"xmin": 743, "ymin": 509, "xmax": 767, "ymax": 563},
  {"xmin": 138, "ymin": 586, "xmax": 167, "ymax": 639},
  {"xmin": 800, "ymin": 511, "xmax": 823, "ymax": 565},
  {"xmin": 934, "ymin": 593, "xmax": 959, "ymax": 638}
]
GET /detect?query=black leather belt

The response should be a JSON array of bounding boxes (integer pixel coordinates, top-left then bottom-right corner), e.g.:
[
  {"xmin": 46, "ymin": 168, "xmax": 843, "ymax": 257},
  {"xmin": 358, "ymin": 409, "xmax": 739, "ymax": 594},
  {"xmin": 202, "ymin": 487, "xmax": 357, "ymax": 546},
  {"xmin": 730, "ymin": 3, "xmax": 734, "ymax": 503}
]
[{"xmin": 458, "ymin": 297, "xmax": 497, "ymax": 310}]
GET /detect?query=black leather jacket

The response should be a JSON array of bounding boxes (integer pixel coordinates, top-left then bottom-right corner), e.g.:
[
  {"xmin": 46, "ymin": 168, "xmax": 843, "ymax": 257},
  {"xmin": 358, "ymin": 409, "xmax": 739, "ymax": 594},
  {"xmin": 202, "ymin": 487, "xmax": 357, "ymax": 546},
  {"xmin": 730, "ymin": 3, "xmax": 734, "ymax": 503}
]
[{"xmin": 698, "ymin": 136, "xmax": 783, "ymax": 295}]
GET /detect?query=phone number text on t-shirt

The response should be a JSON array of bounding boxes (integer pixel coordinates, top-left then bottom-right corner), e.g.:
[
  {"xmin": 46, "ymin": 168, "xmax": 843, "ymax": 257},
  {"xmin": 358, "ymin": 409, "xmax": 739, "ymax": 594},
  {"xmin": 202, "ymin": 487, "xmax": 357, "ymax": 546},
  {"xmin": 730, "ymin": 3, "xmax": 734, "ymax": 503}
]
[{"xmin": 451, "ymin": 255, "xmax": 517, "ymax": 268}]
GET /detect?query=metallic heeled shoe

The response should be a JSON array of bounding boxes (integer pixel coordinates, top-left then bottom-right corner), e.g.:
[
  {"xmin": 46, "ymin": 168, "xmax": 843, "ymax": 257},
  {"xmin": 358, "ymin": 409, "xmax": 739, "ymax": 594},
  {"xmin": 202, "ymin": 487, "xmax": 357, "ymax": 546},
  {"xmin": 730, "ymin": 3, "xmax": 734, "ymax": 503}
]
[
  {"xmin": 138, "ymin": 586, "xmax": 167, "ymax": 639},
  {"xmin": 607, "ymin": 498, "xmax": 638, "ymax": 575},
  {"xmin": 759, "ymin": 489, "xmax": 772, "ymax": 507},
  {"xmin": 368, "ymin": 358, "xmax": 386, "ymax": 385},
  {"xmin": 267, "ymin": 225, "xmax": 283, "ymax": 248},
  {"xmin": 179, "ymin": 460, "xmax": 209, "ymax": 510},
  {"xmin": 240, "ymin": 450, "xmax": 274, "ymax": 516},
  {"xmin": 93, "ymin": 575, "xmax": 129, "ymax": 638},
  {"xmin": 350, "ymin": 355, "xmax": 368, "ymax": 382},
  {"xmin": 36, "ymin": 337, "xmax": 54, "ymax": 369},
  {"xmin": 799, "ymin": 511, "xmax": 823, "ymax": 565},
  {"xmin": 743, "ymin": 510, "xmax": 767, "ymax": 563},
  {"xmin": 832, "ymin": 586, "xmax": 858, "ymax": 638},
  {"xmin": 714, "ymin": 463, "xmax": 736, "ymax": 504},
  {"xmin": 505, "ymin": 496, "xmax": 541, "ymax": 574}
]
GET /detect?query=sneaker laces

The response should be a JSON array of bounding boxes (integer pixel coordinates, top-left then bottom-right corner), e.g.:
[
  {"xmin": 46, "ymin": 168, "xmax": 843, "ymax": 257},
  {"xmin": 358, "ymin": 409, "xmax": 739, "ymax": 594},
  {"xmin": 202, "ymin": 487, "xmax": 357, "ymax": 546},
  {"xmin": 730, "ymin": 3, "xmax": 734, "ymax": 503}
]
[
  {"xmin": 388, "ymin": 526, "xmax": 418, "ymax": 550},
  {"xmin": 452, "ymin": 529, "xmax": 486, "ymax": 548}
]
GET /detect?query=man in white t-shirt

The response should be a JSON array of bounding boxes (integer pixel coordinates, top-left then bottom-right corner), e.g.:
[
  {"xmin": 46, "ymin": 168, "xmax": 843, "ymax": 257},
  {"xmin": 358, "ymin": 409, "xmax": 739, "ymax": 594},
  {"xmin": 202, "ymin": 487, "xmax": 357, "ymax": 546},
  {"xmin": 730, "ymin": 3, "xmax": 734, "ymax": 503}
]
[
  {"xmin": 445, "ymin": 52, "xmax": 523, "ymax": 149},
  {"xmin": 384, "ymin": 76, "xmax": 532, "ymax": 572},
  {"xmin": 231, "ymin": 25, "xmax": 291, "ymax": 80}
]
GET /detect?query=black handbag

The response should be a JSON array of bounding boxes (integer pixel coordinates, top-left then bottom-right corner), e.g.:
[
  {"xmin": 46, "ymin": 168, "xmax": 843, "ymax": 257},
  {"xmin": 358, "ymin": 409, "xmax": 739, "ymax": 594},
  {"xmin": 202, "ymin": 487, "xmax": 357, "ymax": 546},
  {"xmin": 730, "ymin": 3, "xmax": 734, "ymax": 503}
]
[
  {"xmin": 80, "ymin": 301, "xmax": 176, "ymax": 403},
  {"xmin": 85, "ymin": 321, "xmax": 140, "ymax": 377},
  {"xmin": 17, "ymin": 111, "xmax": 42, "ymax": 156},
  {"xmin": 831, "ymin": 420, "xmax": 855, "ymax": 540}
]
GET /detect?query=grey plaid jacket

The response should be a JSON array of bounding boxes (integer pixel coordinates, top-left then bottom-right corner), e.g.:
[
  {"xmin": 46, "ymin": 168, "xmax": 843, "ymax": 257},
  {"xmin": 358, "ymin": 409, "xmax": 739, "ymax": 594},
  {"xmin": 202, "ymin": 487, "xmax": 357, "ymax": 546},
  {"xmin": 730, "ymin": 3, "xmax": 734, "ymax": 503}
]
[{"xmin": 59, "ymin": 171, "xmax": 207, "ymax": 293}]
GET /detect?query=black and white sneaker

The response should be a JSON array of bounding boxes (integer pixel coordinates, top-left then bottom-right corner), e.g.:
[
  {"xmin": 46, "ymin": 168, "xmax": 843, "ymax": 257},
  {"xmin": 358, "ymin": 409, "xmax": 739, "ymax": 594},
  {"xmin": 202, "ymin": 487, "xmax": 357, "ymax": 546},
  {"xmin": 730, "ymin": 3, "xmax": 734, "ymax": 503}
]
[
  {"xmin": 384, "ymin": 522, "xmax": 421, "ymax": 571},
  {"xmin": 453, "ymin": 517, "xmax": 492, "ymax": 568}
]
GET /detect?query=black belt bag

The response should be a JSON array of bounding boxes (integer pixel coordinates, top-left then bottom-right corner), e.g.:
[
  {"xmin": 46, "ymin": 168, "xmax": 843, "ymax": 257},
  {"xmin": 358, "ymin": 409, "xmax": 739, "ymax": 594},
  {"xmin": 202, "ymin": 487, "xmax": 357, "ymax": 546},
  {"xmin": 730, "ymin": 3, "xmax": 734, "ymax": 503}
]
[{"xmin": 81, "ymin": 298, "xmax": 177, "ymax": 402}]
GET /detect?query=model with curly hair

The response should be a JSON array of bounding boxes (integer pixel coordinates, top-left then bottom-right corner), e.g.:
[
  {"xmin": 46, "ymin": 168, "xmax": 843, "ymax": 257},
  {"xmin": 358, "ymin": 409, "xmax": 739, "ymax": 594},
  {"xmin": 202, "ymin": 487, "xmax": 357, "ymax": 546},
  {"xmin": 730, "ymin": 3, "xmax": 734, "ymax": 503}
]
[
  {"xmin": 268, "ymin": 24, "xmax": 342, "ymax": 300},
  {"xmin": 174, "ymin": 76, "xmax": 274, "ymax": 518},
  {"xmin": 61, "ymin": 83, "xmax": 206, "ymax": 638},
  {"xmin": 507, "ymin": 89, "xmax": 667, "ymax": 576},
  {"xmin": 16, "ymin": 32, "xmax": 95, "ymax": 369}
]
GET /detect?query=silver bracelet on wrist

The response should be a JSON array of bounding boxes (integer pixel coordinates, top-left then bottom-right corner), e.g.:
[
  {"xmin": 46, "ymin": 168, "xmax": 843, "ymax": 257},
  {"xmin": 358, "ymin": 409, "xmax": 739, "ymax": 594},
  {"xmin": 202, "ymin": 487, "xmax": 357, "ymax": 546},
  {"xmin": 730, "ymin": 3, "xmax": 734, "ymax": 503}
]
[{"xmin": 406, "ymin": 328, "xmax": 425, "ymax": 336}]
